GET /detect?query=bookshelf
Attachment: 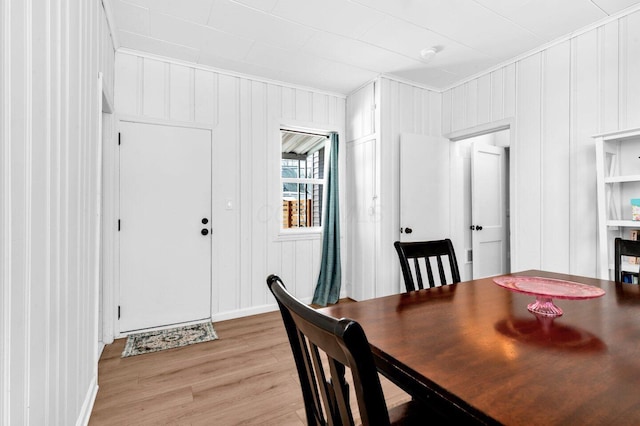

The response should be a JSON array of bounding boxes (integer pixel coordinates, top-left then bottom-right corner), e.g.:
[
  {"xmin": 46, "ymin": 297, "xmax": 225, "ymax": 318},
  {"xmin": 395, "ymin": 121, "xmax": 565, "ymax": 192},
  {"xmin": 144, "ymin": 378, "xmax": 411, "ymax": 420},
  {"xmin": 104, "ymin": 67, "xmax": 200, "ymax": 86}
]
[{"xmin": 595, "ymin": 127, "xmax": 640, "ymax": 280}]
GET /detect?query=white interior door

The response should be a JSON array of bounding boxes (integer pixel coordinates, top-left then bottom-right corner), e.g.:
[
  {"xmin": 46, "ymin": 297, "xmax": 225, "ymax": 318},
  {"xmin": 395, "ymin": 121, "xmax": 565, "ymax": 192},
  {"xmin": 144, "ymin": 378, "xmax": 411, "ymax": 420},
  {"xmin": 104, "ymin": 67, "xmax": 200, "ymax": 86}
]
[
  {"xmin": 119, "ymin": 121, "xmax": 212, "ymax": 332},
  {"xmin": 400, "ymin": 134, "xmax": 450, "ymax": 242},
  {"xmin": 471, "ymin": 142, "xmax": 507, "ymax": 278}
]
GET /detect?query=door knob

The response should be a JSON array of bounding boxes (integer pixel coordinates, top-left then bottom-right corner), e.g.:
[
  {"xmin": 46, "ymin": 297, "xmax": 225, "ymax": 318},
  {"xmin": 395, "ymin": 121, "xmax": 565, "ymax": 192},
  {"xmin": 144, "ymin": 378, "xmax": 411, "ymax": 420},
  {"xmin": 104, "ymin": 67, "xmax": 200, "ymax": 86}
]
[
  {"xmin": 470, "ymin": 225, "xmax": 483, "ymax": 231},
  {"xmin": 201, "ymin": 228, "xmax": 209, "ymax": 235},
  {"xmin": 202, "ymin": 218, "xmax": 209, "ymax": 224},
  {"xmin": 404, "ymin": 227, "xmax": 413, "ymax": 234}
]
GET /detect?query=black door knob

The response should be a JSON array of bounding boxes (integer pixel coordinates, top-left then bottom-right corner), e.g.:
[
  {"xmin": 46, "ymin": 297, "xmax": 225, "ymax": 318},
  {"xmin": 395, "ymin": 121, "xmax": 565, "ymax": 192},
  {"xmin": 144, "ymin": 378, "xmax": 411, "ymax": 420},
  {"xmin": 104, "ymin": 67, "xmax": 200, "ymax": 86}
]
[
  {"xmin": 202, "ymin": 218, "xmax": 209, "ymax": 224},
  {"xmin": 405, "ymin": 227, "xmax": 413, "ymax": 234},
  {"xmin": 476, "ymin": 225, "xmax": 483, "ymax": 231},
  {"xmin": 201, "ymin": 228, "xmax": 209, "ymax": 235}
]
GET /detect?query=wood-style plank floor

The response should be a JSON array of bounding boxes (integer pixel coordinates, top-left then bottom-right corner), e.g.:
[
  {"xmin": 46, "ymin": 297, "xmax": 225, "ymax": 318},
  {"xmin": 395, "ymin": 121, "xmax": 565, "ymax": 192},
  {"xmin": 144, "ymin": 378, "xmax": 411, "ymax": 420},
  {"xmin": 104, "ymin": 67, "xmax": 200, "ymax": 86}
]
[{"xmin": 89, "ymin": 308, "xmax": 410, "ymax": 425}]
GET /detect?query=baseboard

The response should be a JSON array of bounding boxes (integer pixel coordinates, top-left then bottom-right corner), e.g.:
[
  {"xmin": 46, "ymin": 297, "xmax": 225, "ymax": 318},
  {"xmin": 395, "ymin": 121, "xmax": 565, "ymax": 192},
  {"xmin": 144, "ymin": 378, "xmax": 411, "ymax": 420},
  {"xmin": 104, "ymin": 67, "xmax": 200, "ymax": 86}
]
[
  {"xmin": 76, "ymin": 376, "xmax": 98, "ymax": 426},
  {"xmin": 111, "ymin": 296, "xmax": 326, "ymax": 336},
  {"xmin": 211, "ymin": 302, "xmax": 283, "ymax": 322},
  {"xmin": 97, "ymin": 341, "xmax": 105, "ymax": 359},
  {"xmin": 210, "ymin": 294, "xmax": 340, "ymax": 322}
]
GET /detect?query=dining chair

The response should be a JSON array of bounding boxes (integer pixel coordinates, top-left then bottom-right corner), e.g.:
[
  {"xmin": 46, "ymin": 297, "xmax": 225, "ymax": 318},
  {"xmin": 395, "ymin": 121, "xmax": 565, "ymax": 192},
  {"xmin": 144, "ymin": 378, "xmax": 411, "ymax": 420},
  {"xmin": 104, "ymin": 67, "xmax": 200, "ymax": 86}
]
[
  {"xmin": 266, "ymin": 274, "xmax": 435, "ymax": 426},
  {"xmin": 614, "ymin": 237, "xmax": 640, "ymax": 283},
  {"xmin": 394, "ymin": 239, "xmax": 461, "ymax": 292}
]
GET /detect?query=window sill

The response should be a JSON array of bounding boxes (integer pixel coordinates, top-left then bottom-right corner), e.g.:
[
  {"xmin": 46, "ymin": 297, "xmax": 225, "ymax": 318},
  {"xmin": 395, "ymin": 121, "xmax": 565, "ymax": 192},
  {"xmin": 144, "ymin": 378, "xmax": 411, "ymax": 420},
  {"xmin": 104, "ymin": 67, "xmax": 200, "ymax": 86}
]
[{"xmin": 276, "ymin": 229, "xmax": 322, "ymax": 242}]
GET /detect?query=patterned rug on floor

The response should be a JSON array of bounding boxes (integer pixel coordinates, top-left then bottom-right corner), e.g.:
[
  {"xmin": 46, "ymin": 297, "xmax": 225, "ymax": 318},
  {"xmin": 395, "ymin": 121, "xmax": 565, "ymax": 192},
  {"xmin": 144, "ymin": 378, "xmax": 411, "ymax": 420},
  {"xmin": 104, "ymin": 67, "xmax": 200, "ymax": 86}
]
[{"xmin": 121, "ymin": 322, "xmax": 219, "ymax": 358}]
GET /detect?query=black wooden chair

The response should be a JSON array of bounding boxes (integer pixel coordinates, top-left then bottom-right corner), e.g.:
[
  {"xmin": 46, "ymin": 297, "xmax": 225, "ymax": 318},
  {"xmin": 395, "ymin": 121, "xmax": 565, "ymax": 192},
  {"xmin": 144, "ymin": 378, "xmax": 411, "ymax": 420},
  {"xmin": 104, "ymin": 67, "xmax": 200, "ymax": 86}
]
[
  {"xmin": 267, "ymin": 274, "xmax": 433, "ymax": 425},
  {"xmin": 614, "ymin": 237, "xmax": 640, "ymax": 283},
  {"xmin": 394, "ymin": 239, "xmax": 461, "ymax": 292}
]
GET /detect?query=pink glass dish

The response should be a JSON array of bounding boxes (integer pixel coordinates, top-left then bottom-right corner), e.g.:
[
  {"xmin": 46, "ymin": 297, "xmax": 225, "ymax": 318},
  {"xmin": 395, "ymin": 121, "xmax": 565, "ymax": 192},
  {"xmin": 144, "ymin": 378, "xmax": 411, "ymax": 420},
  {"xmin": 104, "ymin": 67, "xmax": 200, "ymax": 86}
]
[{"xmin": 492, "ymin": 276, "xmax": 605, "ymax": 317}]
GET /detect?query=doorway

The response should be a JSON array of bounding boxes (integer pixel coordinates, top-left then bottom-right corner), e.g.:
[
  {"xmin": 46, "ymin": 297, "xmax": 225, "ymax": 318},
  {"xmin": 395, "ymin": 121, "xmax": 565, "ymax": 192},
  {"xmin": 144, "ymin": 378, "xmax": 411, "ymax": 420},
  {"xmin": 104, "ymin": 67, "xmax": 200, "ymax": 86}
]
[
  {"xmin": 118, "ymin": 121, "xmax": 212, "ymax": 332},
  {"xmin": 452, "ymin": 128, "xmax": 511, "ymax": 280}
]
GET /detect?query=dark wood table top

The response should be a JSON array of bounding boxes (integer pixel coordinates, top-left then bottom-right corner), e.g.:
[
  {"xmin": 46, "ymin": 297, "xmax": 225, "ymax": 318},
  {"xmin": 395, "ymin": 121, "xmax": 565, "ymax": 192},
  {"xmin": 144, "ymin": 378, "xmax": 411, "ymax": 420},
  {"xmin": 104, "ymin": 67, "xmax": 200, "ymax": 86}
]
[{"xmin": 319, "ymin": 270, "xmax": 640, "ymax": 425}]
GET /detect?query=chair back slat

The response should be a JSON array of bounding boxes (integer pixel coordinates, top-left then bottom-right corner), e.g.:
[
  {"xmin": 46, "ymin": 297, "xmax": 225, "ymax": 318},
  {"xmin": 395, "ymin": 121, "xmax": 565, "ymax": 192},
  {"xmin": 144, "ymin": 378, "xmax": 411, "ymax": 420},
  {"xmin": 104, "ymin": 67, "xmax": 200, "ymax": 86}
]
[
  {"xmin": 327, "ymin": 359, "xmax": 353, "ymax": 426},
  {"xmin": 394, "ymin": 239, "xmax": 461, "ymax": 292},
  {"xmin": 297, "ymin": 330, "xmax": 325, "ymax": 425},
  {"xmin": 267, "ymin": 275, "xmax": 391, "ymax": 426},
  {"xmin": 413, "ymin": 258, "xmax": 424, "ymax": 289},
  {"xmin": 436, "ymin": 256, "xmax": 447, "ymax": 286}
]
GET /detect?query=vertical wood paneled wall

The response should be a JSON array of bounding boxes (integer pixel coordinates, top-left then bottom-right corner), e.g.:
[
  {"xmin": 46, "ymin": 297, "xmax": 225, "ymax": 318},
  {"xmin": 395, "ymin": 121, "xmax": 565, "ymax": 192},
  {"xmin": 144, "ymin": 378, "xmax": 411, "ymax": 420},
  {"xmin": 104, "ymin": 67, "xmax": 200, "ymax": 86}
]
[
  {"xmin": 345, "ymin": 82, "xmax": 377, "ymax": 301},
  {"xmin": 442, "ymin": 12, "xmax": 640, "ymax": 277},
  {"xmin": 1, "ymin": 0, "xmax": 115, "ymax": 425},
  {"xmin": 378, "ymin": 78, "xmax": 442, "ymax": 295},
  {"xmin": 345, "ymin": 78, "xmax": 441, "ymax": 299},
  {"xmin": 113, "ymin": 51, "xmax": 346, "ymax": 323}
]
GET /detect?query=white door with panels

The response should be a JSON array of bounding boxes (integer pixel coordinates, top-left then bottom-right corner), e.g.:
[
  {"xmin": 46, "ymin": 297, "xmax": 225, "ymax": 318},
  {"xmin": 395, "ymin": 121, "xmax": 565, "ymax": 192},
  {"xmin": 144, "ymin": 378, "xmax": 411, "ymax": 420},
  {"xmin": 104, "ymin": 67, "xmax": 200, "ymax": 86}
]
[
  {"xmin": 119, "ymin": 121, "xmax": 212, "ymax": 332},
  {"xmin": 471, "ymin": 142, "xmax": 508, "ymax": 278},
  {"xmin": 399, "ymin": 134, "xmax": 450, "ymax": 242}
]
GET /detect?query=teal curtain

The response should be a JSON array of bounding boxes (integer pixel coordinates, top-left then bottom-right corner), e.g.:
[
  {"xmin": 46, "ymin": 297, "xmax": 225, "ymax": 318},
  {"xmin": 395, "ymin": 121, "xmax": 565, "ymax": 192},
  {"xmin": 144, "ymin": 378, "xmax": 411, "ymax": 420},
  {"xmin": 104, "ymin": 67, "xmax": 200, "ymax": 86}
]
[{"xmin": 312, "ymin": 132, "xmax": 341, "ymax": 306}]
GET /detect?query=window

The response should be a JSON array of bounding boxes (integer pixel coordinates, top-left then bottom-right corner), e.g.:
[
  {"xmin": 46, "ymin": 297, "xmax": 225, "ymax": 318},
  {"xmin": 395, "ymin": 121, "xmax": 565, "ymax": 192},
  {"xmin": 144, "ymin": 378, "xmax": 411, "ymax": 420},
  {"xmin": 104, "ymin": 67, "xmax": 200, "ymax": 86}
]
[{"xmin": 281, "ymin": 129, "xmax": 328, "ymax": 230}]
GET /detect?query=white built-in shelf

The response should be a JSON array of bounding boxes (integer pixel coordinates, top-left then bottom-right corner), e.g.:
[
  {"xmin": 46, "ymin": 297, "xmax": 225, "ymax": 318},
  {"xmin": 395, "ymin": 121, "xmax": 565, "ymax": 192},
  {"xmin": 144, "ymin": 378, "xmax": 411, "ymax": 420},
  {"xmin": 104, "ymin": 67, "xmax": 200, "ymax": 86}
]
[
  {"xmin": 595, "ymin": 126, "xmax": 640, "ymax": 280},
  {"xmin": 607, "ymin": 220, "xmax": 640, "ymax": 227},
  {"xmin": 605, "ymin": 174, "xmax": 640, "ymax": 183},
  {"xmin": 608, "ymin": 261, "xmax": 640, "ymax": 273}
]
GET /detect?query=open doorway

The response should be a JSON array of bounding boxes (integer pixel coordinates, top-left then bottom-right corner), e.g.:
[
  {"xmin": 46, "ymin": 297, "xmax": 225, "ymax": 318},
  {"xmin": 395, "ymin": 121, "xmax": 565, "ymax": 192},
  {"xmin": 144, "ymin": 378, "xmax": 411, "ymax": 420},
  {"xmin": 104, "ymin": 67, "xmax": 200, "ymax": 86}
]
[{"xmin": 451, "ymin": 128, "xmax": 511, "ymax": 280}]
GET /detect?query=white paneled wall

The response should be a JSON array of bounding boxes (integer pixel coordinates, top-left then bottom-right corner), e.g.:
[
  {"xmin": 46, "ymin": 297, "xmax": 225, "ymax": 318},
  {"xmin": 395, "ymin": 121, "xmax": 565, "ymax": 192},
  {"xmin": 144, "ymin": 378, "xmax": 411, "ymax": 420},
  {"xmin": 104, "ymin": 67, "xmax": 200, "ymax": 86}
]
[
  {"xmin": 378, "ymin": 78, "xmax": 442, "ymax": 295},
  {"xmin": 112, "ymin": 51, "xmax": 346, "ymax": 323},
  {"xmin": 345, "ymin": 82, "xmax": 377, "ymax": 301},
  {"xmin": 346, "ymin": 78, "xmax": 442, "ymax": 300},
  {"xmin": 1, "ymin": 0, "xmax": 115, "ymax": 425},
  {"xmin": 442, "ymin": 11, "xmax": 640, "ymax": 277}
]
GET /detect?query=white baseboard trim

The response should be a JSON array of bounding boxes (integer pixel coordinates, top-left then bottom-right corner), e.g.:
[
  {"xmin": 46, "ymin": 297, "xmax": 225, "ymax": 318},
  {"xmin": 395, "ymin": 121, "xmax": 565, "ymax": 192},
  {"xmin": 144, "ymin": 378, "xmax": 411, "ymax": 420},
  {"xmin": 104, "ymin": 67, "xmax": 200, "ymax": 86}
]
[
  {"xmin": 210, "ymin": 296, "xmax": 314, "ymax": 323},
  {"xmin": 111, "ymin": 295, "xmax": 328, "ymax": 337},
  {"xmin": 211, "ymin": 303, "xmax": 281, "ymax": 322},
  {"xmin": 76, "ymin": 376, "xmax": 98, "ymax": 426},
  {"xmin": 97, "ymin": 341, "xmax": 105, "ymax": 359}
]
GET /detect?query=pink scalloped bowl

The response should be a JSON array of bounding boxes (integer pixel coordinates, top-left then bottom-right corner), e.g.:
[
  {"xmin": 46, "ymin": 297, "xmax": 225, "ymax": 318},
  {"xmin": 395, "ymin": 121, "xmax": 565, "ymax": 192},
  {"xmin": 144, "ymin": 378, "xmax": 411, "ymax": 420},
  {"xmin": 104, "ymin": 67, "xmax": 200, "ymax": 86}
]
[{"xmin": 492, "ymin": 276, "xmax": 605, "ymax": 300}]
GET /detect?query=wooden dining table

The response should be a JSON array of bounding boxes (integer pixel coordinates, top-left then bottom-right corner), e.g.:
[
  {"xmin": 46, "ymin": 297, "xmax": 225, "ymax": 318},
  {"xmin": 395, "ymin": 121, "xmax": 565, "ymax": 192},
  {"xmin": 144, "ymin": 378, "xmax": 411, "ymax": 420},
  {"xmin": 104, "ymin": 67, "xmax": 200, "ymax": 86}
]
[{"xmin": 319, "ymin": 270, "xmax": 640, "ymax": 425}]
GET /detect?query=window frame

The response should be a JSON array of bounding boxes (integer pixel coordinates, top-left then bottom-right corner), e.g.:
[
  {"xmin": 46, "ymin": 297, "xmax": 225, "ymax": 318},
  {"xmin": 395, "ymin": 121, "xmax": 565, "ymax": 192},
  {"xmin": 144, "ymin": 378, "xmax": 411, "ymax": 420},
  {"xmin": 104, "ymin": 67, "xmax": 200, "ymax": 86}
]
[{"xmin": 277, "ymin": 127, "xmax": 331, "ymax": 240}]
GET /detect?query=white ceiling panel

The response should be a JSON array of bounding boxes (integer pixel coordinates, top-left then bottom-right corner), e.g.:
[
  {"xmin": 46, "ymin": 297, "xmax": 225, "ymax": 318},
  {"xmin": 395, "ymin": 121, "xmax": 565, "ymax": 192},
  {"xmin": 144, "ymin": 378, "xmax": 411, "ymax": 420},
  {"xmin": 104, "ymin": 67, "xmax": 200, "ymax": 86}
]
[
  {"xmin": 207, "ymin": 0, "xmax": 316, "ymax": 51},
  {"xmin": 198, "ymin": 50, "xmax": 279, "ymax": 78},
  {"xmin": 118, "ymin": 0, "xmax": 152, "ymax": 8},
  {"xmin": 118, "ymin": 30, "xmax": 201, "ymax": 63},
  {"xmin": 244, "ymin": 42, "xmax": 378, "ymax": 93},
  {"xmin": 302, "ymin": 32, "xmax": 425, "ymax": 74},
  {"xmin": 591, "ymin": 0, "xmax": 640, "ymax": 14},
  {"xmin": 353, "ymin": 0, "xmax": 544, "ymax": 57},
  {"xmin": 359, "ymin": 16, "xmax": 493, "ymax": 68},
  {"xmin": 198, "ymin": 26, "xmax": 254, "ymax": 62},
  {"xmin": 480, "ymin": 0, "xmax": 607, "ymax": 39},
  {"xmin": 271, "ymin": 0, "xmax": 386, "ymax": 39},
  {"xmin": 229, "ymin": 0, "xmax": 280, "ymax": 13},
  {"xmin": 113, "ymin": 0, "xmax": 149, "ymax": 35},
  {"xmin": 146, "ymin": 0, "xmax": 215, "ymax": 25},
  {"xmin": 149, "ymin": 12, "xmax": 206, "ymax": 48},
  {"xmin": 109, "ymin": 0, "xmax": 640, "ymax": 94},
  {"xmin": 391, "ymin": 67, "xmax": 461, "ymax": 89}
]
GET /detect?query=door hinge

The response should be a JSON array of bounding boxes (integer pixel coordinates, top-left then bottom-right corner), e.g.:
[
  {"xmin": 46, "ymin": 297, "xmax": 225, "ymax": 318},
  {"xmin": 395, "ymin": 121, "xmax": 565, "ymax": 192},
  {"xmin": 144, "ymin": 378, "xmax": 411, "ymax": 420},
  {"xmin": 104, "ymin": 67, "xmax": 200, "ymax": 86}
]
[
  {"xmin": 118, "ymin": 305, "xmax": 121, "ymax": 320},
  {"xmin": 118, "ymin": 132, "xmax": 121, "ymax": 145},
  {"xmin": 118, "ymin": 219, "xmax": 121, "ymax": 231}
]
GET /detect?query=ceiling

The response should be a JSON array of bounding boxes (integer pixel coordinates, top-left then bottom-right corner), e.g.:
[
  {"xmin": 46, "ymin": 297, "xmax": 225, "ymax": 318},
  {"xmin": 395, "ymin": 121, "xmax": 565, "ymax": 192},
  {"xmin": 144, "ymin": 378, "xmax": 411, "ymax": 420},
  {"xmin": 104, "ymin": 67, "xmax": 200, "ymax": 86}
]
[{"xmin": 110, "ymin": 0, "xmax": 640, "ymax": 95}]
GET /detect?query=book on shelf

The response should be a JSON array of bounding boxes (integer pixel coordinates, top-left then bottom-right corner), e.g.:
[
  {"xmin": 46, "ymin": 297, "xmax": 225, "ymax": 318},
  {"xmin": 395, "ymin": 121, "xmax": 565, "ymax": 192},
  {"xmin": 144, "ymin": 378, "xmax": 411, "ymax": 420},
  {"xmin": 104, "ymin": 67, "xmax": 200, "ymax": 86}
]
[
  {"xmin": 622, "ymin": 271, "xmax": 639, "ymax": 284},
  {"xmin": 627, "ymin": 229, "xmax": 640, "ymax": 265}
]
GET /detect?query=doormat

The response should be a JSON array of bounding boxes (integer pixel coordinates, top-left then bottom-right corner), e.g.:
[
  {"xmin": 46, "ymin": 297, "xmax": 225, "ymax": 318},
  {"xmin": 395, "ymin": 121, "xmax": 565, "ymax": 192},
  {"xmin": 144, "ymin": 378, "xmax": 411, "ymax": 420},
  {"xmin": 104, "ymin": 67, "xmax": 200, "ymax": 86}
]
[{"xmin": 121, "ymin": 322, "xmax": 219, "ymax": 358}]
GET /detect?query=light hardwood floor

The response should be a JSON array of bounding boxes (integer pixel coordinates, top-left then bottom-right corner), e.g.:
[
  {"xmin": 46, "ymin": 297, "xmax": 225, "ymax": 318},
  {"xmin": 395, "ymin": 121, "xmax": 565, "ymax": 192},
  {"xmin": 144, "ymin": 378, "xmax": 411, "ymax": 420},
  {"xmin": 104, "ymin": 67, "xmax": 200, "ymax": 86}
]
[{"xmin": 90, "ymin": 308, "xmax": 410, "ymax": 425}]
